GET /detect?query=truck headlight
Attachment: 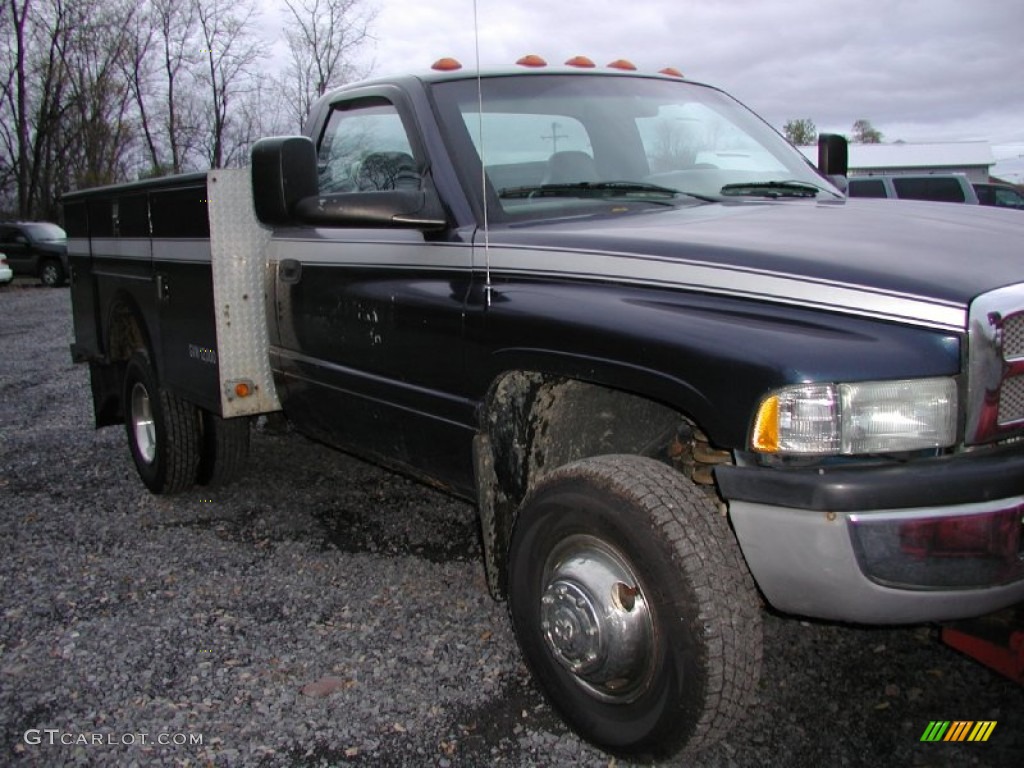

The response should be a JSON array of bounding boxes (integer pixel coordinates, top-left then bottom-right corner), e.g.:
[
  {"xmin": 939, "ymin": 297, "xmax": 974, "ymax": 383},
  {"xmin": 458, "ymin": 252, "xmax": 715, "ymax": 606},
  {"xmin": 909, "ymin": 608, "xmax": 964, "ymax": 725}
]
[{"xmin": 752, "ymin": 377, "xmax": 957, "ymax": 455}]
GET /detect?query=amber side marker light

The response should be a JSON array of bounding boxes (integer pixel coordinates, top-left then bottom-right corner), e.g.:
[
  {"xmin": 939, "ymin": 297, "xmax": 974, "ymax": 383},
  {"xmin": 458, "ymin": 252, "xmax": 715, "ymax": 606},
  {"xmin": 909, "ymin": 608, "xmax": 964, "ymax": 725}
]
[
  {"xmin": 234, "ymin": 382, "xmax": 253, "ymax": 399},
  {"xmin": 607, "ymin": 59, "xmax": 637, "ymax": 71},
  {"xmin": 516, "ymin": 54, "xmax": 548, "ymax": 67},
  {"xmin": 431, "ymin": 57, "xmax": 462, "ymax": 71},
  {"xmin": 565, "ymin": 55, "xmax": 596, "ymax": 68},
  {"xmin": 659, "ymin": 67, "xmax": 685, "ymax": 78}
]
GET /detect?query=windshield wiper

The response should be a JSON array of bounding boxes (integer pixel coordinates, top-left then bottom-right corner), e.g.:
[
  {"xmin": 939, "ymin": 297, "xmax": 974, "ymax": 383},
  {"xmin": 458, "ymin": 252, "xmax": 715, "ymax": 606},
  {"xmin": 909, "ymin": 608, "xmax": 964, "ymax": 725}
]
[
  {"xmin": 498, "ymin": 181, "xmax": 708, "ymax": 202},
  {"xmin": 719, "ymin": 180, "xmax": 823, "ymax": 198}
]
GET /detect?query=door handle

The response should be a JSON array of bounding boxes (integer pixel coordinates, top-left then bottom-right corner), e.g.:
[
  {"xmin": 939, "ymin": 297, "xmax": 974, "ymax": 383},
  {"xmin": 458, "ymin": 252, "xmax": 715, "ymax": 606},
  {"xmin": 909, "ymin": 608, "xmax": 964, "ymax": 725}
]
[{"xmin": 279, "ymin": 258, "xmax": 302, "ymax": 284}]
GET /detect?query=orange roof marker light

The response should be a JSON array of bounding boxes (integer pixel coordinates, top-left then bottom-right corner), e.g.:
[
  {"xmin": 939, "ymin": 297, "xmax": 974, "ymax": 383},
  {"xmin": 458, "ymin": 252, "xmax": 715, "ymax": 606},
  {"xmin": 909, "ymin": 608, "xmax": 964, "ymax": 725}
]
[
  {"xmin": 565, "ymin": 55, "xmax": 596, "ymax": 68},
  {"xmin": 516, "ymin": 54, "xmax": 548, "ymax": 68},
  {"xmin": 431, "ymin": 57, "xmax": 462, "ymax": 71},
  {"xmin": 606, "ymin": 59, "xmax": 637, "ymax": 71},
  {"xmin": 659, "ymin": 67, "xmax": 685, "ymax": 78}
]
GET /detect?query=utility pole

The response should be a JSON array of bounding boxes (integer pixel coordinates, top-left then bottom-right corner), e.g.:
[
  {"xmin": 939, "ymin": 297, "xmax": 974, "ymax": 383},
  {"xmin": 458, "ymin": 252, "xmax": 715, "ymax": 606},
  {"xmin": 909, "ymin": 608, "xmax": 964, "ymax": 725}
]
[{"xmin": 541, "ymin": 121, "xmax": 569, "ymax": 154}]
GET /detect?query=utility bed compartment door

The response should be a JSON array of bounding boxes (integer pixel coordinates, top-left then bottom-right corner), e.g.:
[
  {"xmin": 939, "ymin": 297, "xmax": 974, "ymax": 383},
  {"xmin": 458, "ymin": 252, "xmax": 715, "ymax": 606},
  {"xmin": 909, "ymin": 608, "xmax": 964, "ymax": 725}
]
[
  {"xmin": 63, "ymin": 199, "xmax": 99, "ymax": 361},
  {"xmin": 150, "ymin": 180, "xmax": 222, "ymax": 413}
]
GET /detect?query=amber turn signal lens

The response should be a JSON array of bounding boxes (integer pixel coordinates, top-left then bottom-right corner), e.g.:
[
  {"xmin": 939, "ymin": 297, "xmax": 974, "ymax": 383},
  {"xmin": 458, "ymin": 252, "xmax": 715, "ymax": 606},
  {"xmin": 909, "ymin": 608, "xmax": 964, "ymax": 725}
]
[
  {"xmin": 516, "ymin": 54, "xmax": 547, "ymax": 67},
  {"xmin": 565, "ymin": 55, "xmax": 596, "ymax": 68},
  {"xmin": 751, "ymin": 395, "xmax": 780, "ymax": 453},
  {"xmin": 606, "ymin": 59, "xmax": 637, "ymax": 71},
  {"xmin": 431, "ymin": 57, "xmax": 462, "ymax": 71},
  {"xmin": 234, "ymin": 382, "xmax": 252, "ymax": 399}
]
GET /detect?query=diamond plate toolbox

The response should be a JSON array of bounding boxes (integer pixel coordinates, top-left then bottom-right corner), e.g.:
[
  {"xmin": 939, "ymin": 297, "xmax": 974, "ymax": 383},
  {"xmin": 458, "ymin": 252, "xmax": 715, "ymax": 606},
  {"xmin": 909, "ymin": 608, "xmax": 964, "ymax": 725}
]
[{"xmin": 207, "ymin": 169, "xmax": 282, "ymax": 417}]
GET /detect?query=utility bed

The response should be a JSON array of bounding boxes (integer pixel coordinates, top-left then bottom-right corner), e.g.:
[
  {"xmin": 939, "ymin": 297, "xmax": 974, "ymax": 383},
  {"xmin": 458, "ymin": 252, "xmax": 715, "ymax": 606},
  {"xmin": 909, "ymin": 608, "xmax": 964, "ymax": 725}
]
[{"xmin": 64, "ymin": 170, "xmax": 279, "ymax": 422}]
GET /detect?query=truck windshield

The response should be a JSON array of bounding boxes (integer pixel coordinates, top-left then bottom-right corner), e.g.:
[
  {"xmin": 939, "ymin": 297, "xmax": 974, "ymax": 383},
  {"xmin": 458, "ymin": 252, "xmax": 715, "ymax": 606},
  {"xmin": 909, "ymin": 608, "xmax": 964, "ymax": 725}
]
[{"xmin": 430, "ymin": 73, "xmax": 837, "ymax": 222}]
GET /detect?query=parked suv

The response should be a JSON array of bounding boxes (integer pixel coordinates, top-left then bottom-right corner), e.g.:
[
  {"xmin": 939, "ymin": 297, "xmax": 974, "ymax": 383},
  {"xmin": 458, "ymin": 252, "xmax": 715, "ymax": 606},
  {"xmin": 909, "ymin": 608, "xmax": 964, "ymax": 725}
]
[
  {"xmin": 973, "ymin": 181, "xmax": 1024, "ymax": 210},
  {"xmin": 846, "ymin": 173, "xmax": 979, "ymax": 204},
  {"xmin": 0, "ymin": 221, "xmax": 69, "ymax": 286}
]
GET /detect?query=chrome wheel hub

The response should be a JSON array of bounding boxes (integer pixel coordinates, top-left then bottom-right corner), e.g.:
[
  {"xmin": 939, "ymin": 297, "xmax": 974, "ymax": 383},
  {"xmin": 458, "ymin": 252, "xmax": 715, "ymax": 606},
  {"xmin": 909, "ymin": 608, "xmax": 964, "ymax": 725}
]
[
  {"xmin": 130, "ymin": 382, "xmax": 157, "ymax": 464},
  {"xmin": 540, "ymin": 535, "xmax": 655, "ymax": 702}
]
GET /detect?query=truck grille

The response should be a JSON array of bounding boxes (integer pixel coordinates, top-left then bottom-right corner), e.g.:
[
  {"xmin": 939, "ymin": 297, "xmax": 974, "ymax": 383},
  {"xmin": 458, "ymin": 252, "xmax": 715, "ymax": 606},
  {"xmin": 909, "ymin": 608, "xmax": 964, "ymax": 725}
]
[
  {"xmin": 996, "ymin": 312, "xmax": 1024, "ymax": 426},
  {"xmin": 967, "ymin": 285, "xmax": 1024, "ymax": 444},
  {"xmin": 998, "ymin": 373, "xmax": 1024, "ymax": 424},
  {"xmin": 1003, "ymin": 313, "xmax": 1024, "ymax": 358}
]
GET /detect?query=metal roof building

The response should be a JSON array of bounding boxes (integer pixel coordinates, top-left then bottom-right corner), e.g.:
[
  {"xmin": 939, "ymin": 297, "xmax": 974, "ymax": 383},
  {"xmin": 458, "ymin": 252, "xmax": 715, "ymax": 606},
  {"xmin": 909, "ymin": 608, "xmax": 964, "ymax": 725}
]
[{"xmin": 799, "ymin": 141, "xmax": 995, "ymax": 183}]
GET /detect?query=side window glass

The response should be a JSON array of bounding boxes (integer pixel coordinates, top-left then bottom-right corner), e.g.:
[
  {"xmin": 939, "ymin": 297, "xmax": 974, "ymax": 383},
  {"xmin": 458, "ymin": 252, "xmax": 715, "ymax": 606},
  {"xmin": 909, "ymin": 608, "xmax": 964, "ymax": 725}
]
[
  {"xmin": 317, "ymin": 100, "xmax": 419, "ymax": 193},
  {"xmin": 892, "ymin": 177, "xmax": 965, "ymax": 203},
  {"xmin": 848, "ymin": 179, "xmax": 887, "ymax": 198}
]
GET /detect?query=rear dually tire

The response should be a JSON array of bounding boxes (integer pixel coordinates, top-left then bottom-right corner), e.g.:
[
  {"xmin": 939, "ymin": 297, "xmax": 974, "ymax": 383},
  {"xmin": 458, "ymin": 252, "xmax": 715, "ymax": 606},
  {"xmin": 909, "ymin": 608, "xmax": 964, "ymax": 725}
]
[{"xmin": 123, "ymin": 351, "xmax": 200, "ymax": 494}]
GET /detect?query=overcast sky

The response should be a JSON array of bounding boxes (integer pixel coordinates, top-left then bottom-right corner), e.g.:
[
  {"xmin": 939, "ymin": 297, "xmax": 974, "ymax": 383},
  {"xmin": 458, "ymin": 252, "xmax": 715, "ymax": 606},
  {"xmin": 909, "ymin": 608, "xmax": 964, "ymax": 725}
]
[{"xmin": 265, "ymin": 0, "xmax": 1024, "ymax": 178}]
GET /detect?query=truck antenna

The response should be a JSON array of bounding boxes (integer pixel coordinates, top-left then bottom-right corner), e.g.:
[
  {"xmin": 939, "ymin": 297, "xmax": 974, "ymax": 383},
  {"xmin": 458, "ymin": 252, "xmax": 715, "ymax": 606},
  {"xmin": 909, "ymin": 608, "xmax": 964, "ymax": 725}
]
[{"xmin": 473, "ymin": 0, "xmax": 492, "ymax": 307}]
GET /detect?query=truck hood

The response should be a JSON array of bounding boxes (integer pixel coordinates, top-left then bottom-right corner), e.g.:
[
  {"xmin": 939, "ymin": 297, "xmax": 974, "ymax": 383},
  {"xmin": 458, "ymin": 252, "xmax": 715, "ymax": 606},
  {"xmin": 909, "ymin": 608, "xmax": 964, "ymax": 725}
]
[{"xmin": 486, "ymin": 198, "xmax": 1024, "ymax": 331}]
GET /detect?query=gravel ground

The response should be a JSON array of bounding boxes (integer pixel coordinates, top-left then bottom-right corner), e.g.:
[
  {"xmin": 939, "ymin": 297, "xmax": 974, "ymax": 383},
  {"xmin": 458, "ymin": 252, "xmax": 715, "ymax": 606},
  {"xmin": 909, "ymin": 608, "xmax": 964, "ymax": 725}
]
[{"xmin": 1, "ymin": 282, "xmax": 1022, "ymax": 768}]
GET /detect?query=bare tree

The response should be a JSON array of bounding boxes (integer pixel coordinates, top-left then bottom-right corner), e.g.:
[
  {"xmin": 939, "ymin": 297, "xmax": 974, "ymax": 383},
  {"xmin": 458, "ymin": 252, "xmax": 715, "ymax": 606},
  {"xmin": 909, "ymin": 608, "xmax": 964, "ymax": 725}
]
[
  {"xmin": 194, "ymin": 0, "xmax": 266, "ymax": 169},
  {"xmin": 228, "ymin": 76, "xmax": 293, "ymax": 167},
  {"xmin": 783, "ymin": 118, "xmax": 817, "ymax": 146},
  {"xmin": 0, "ymin": 0, "xmax": 330, "ymax": 217},
  {"xmin": 1, "ymin": 0, "xmax": 77, "ymax": 218},
  {"xmin": 55, "ymin": 0, "xmax": 141, "ymax": 194},
  {"xmin": 123, "ymin": 0, "xmax": 202, "ymax": 176},
  {"xmin": 280, "ymin": 0, "xmax": 376, "ymax": 128},
  {"xmin": 648, "ymin": 118, "xmax": 701, "ymax": 173},
  {"xmin": 3, "ymin": 0, "xmax": 32, "ymax": 216}
]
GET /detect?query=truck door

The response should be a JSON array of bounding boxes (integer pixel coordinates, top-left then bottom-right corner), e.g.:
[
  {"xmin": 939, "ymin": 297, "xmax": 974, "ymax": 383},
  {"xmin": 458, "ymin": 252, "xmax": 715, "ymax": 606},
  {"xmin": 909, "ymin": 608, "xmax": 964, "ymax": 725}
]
[{"xmin": 270, "ymin": 92, "xmax": 475, "ymax": 490}]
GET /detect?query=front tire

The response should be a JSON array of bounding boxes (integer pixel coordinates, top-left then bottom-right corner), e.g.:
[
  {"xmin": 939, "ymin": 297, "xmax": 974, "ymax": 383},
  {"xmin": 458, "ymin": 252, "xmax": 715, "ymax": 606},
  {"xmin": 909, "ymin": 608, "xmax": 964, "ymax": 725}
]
[
  {"xmin": 508, "ymin": 455, "xmax": 762, "ymax": 760},
  {"xmin": 123, "ymin": 351, "xmax": 200, "ymax": 494},
  {"xmin": 40, "ymin": 259, "xmax": 65, "ymax": 287}
]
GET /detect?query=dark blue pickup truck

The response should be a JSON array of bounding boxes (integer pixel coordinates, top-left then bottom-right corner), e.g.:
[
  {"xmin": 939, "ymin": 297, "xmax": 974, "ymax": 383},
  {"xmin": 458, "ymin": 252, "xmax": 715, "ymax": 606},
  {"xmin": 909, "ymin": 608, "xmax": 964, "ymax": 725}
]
[{"xmin": 64, "ymin": 61, "xmax": 1024, "ymax": 761}]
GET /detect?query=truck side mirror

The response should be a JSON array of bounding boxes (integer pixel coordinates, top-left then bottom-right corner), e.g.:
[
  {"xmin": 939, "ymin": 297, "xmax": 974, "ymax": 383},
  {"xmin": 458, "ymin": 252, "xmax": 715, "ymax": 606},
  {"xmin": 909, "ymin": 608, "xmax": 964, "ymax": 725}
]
[
  {"xmin": 251, "ymin": 136, "xmax": 319, "ymax": 225},
  {"xmin": 251, "ymin": 135, "xmax": 447, "ymax": 230},
  {"xmin": 817, "ymin": 133, "xmax": 848, "ymax": 191},
  {"xmin": 290, "ymin": 189, "xmax": 447, "ymax": 229}
]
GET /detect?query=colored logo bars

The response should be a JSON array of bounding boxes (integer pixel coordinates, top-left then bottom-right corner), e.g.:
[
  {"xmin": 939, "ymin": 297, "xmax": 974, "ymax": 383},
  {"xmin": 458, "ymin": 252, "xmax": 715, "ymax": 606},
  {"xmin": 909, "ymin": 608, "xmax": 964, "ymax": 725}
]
[{"xmin": 920, "ymin": 721, "xmax": 997, "ymax": 742}]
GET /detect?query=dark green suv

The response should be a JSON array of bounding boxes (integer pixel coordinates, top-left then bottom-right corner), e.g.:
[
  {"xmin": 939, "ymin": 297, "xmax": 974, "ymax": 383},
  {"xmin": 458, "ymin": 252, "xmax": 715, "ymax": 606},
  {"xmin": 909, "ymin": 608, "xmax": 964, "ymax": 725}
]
[{"xmin": 0, "ymin": 222, "xmax": 69, "ymax": 286}]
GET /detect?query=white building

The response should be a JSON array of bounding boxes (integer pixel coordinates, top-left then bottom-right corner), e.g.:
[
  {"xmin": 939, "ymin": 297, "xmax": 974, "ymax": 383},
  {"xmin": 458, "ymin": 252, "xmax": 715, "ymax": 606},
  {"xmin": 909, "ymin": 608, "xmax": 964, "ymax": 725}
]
[{"xmin": 799, "ymin": 141, "xmax": 995, "ymax": 183}]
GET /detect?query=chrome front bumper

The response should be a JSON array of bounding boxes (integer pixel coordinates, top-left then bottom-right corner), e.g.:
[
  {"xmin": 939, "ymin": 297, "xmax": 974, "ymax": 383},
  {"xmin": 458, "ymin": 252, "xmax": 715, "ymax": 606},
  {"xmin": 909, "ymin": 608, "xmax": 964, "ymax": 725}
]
[{"xmin": 729, "ymin": 497, "xmax": 1024, "ymax": 624}]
